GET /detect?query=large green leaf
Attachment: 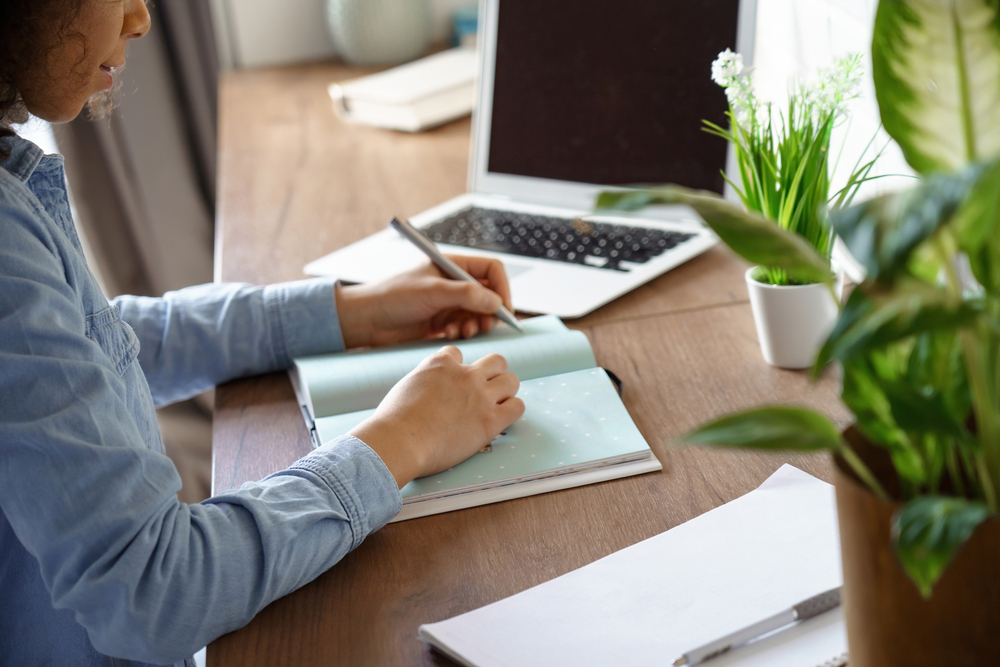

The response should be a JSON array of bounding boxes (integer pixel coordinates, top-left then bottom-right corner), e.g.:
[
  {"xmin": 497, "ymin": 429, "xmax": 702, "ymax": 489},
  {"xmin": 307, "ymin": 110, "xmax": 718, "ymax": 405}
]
[
  {"xmin": 906, "ymin": 330, "xmax": 973, "ymax": 431},
  {"xmin": 814, "ymin": 282, "xmax": 983, "ymax": 369},
  {"xmin": 682, "ymin": 407, "xmax": 842, "ymax": 451},
  {"xmin": 882, "ymin": 380, "xmax": 967, "ymax": 440},
  {"xmin": 841, "ymin": 354, "xmax": 907, "ymax": 452},
  {"xmin": 597, "ymin": 187, "xmax": 832, "ymax": 285},
  {"xmin": 873, "ymin": 0, "xmax": 1000, "ymax": 174},
  {"xmin": 953, "ymin": 159, "xmax": 1000, "ymax": 251},
  {"xmin": 893, "ymin": 495, "xmax": 991, "ymax": 598},
  {"xmin": 841, "ymin": 353, "xmax": 927, "ymax": 485},
  {"xmin": 954, "ymin": 159, "xmax": 1000, "ymax": 293},
  {"xmin": 880, "ymin": 378, "xmax": 975, "ymax": 487},
  {"xmin": 830, "ymin": 166, "xmax": 984, "ymax": 283}
]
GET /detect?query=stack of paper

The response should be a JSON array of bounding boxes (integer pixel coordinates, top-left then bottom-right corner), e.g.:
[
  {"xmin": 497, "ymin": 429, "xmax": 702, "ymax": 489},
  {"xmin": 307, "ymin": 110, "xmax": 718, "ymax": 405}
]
[
  {"xmin": 419, "ymin": 465, "xmax": 847, "ymax": 667},
  {"xmin": 329, "ymin": 47, "xmax": 477, "ymax": 132}
]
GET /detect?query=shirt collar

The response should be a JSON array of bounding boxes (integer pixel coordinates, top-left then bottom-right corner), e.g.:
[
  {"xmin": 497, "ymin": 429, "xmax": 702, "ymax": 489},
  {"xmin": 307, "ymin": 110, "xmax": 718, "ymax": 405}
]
[{"xmin": 0, "ymin": 134, "xmax": 45, "ymax": 183}]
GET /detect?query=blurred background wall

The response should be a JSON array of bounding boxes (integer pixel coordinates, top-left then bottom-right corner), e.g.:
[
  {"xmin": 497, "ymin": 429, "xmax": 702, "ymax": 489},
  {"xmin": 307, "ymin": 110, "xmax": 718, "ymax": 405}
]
[{"xmin": 209, "ymin": 0, "xmax": 473, "ymax": 69}]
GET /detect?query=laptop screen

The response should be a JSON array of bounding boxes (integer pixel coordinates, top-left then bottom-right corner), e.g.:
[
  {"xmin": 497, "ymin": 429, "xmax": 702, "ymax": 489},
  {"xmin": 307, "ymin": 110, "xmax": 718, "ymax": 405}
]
[{"xmin": 486, "ymin": 0, "xmax": 740, "ymax": 195}]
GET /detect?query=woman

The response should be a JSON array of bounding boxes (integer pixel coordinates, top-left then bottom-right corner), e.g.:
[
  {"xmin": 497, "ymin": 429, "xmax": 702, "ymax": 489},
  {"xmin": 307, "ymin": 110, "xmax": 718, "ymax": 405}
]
[{"xmin": 0, "ymin": 1, "xmax": 524, "ymax": 665}]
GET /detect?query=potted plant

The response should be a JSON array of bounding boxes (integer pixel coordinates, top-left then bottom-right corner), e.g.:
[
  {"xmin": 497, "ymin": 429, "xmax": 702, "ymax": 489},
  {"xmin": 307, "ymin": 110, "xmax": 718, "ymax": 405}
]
[
  {"xmin": 602, "ymin": 50, "xmax": 877, "ymax": 368},
  {"xmin": 601, "ymin": 52, "xmax": 877, "ymax": 368},
  {"xmin": 709, "ymin": 50, "xmax": 874, "ymax": 369},
  {"xmin": 604, "ymin": 0, "xmax": 1000, "ymax": 664}
]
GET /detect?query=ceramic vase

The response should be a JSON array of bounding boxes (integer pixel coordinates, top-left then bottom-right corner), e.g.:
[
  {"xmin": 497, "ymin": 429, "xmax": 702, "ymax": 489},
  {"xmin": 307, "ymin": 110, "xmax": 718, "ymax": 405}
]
[
  {"xmin": 834, "ymin": 427, "xmax": 1000, "ymax": 666},
  {"xmin": 744, "ymin": 267, "xmax": 842, "ymax": 369},
  {"xmin": 325, "ymin": 0, "xmax": 433, "ymax": 66}
]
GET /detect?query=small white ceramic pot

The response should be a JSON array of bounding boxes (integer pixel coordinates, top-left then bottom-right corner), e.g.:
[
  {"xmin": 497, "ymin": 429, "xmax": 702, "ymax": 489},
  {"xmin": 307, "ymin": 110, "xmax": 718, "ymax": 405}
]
[{"xmin": 745, "ymin": 267, "xmax": 843, "ymax": 370}]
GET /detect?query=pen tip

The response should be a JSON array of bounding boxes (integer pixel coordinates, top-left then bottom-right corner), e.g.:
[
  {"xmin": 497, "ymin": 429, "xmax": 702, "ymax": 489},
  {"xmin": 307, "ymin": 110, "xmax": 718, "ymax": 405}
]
[{"xmin": 673, "ymin": 658, "xmax": 689, "ymax": 667}]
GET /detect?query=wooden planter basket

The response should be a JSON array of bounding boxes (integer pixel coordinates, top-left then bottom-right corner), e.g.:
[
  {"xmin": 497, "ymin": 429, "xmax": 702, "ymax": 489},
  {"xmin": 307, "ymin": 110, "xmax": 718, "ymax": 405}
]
[{"xmin": 834, "ymin": 427, "xmax": 1000, "ymax": 667}]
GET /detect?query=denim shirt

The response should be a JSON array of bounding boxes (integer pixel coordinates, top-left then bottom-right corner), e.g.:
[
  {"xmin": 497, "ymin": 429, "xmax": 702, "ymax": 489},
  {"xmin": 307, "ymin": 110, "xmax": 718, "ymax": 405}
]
[{"xmin": 0, "ymin": 135, "xmax": 402, "ymax": 666}]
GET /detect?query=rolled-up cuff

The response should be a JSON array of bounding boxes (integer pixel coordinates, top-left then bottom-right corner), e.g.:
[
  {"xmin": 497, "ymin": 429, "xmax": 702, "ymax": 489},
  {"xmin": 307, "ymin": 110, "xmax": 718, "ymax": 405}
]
[
  {"xmin": 291, "ymin": 435, "xmax": 402, "ymax": 545},
  {"xmin": 263, "ymin": 277, "xmax": 344, "ymax": 365}
]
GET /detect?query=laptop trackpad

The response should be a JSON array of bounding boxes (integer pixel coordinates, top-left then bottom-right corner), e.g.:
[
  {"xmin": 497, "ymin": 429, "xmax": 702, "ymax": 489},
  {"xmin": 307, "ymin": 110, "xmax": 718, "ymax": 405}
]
[{"xmin": 502, "ymin": 262, "xmax": 533, "ymax": 280}]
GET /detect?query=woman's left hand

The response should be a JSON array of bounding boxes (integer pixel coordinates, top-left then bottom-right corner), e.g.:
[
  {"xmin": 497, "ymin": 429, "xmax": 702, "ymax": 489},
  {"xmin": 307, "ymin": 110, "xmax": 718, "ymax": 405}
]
[{"xmin": 335, "ymin": 255, "xmax": 514, "ymax": 348}]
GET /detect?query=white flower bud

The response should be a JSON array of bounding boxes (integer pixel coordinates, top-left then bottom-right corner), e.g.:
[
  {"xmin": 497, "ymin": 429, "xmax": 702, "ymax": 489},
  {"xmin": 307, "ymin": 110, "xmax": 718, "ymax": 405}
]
[{"xmin": 711, "ymin": 48, "xmax": 744, "ymax": 87}]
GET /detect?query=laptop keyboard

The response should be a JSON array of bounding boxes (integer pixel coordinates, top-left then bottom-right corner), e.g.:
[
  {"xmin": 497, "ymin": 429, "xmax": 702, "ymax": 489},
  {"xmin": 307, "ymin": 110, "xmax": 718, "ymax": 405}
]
[{"xmin": 419, "ymin": 207, "xmax": 696, "ymax": 272}]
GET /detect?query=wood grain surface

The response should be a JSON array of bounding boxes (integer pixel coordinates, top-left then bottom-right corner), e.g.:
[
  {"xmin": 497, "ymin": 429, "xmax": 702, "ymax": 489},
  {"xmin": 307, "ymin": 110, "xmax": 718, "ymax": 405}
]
[
  {"xmin": 216, "ymin": 63, "xmax": 471, "ymax": 287},
  {"xmin": 210, "ymin": 62, "xmax": 850, "ymax": 667}
]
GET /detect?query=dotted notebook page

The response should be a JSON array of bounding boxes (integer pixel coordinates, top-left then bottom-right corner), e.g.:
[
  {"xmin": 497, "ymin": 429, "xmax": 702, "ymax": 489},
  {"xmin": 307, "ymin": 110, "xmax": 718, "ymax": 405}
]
[
  {"xmin": 405, "ymin": 368, "xmax": 649, "ymax": 499},
  {"xmin": 313, "ymin": 368, "xmax": 651, "ymax": 498},
  {"xmin": 296, "ymin": 315, "xmax": 596, "ymax": 418}
]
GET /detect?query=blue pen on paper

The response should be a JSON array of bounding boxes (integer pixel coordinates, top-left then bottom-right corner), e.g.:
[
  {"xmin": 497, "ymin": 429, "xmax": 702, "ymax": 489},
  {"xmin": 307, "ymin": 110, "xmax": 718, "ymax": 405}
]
[{"xmin": 389, "ymin": 216, "xmax": 523, "ymax": 332}]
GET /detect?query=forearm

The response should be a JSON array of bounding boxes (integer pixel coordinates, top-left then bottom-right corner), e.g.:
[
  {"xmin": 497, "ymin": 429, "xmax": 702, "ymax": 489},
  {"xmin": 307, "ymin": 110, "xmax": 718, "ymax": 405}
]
[
  {"xmin": 7, "ymin": 434, "xmax": 400, "ymax": 664},
  {"xmin": 116, "ymin": 278, "xmax": 344, "ymax": 406}
]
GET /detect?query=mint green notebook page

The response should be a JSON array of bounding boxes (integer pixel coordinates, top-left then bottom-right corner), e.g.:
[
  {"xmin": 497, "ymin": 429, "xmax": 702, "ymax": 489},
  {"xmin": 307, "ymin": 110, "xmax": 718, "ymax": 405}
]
[
  {"xmin": 314, "ymin": 367, "xmax": 651, "ymax": 502},
  {"xmin": 296, "ymin": 314, "xmax": 596, "ymax": 418}
]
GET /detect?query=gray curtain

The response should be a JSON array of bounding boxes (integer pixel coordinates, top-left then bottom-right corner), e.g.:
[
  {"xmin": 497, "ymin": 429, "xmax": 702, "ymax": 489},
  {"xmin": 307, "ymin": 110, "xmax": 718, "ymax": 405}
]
[
  {"xmin": 156, "ymin": 0, "xmax": 219, "ymax": 205},
  {"xmin": 53, "ymin": 1, "xmax": 221, "ymax": 502}
]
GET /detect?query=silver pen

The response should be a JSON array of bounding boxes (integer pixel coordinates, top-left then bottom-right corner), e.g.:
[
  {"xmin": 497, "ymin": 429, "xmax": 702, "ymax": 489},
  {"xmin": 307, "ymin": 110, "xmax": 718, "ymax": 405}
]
[
  {"xmin": 672, "ymin": 587, "xmax": 842, "ymax": 666},
  {"xmin": 389, "ymin": 217, "xmax": 523, "ymax": 332}
]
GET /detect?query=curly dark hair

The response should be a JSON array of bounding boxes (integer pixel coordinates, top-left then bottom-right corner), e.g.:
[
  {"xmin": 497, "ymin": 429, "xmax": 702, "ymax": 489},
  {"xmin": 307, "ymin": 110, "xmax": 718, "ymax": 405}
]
[{"xmin": 0, "ymin": 0, "xmax": 87, "ymax": 148}]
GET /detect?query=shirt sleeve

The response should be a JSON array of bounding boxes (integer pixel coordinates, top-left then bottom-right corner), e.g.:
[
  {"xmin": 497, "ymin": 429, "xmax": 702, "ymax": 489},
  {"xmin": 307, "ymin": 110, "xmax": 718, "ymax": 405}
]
[
  {"xmin": 0, "ymin": 205, "xmax": 402, "ymax": 664},
  {"xmin": 114, "ymin": 278, "xmax": 346, "ymax": 407}
]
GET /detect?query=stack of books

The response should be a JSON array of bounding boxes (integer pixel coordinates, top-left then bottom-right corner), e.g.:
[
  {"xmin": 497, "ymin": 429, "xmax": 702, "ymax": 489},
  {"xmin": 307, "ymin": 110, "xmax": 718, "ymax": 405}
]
[{"xmin": 329, "ymin": 47, "xmax": 477, "ymax": 132}]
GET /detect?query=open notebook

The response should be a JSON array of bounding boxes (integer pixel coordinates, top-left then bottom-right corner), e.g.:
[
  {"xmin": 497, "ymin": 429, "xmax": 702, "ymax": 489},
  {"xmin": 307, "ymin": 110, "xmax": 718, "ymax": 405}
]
[
  {"xmin": 418, "ymin": 465, "xmax": 848, "ymax": 667},
  {"xmin": 289, "ymin": 316, "xmax": 661, "ymax": 521}
]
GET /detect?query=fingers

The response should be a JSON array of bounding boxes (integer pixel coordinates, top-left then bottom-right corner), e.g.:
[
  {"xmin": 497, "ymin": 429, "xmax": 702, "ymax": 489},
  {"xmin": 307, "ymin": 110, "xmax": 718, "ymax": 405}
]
[
  {"xmin": 458, "ymin": 315, "xmax": 498, "ymax": 339},
  {"xmin": 429, "ymin": 345, "xmax": 463, "ymax": 364},
  {"xmin": 436, "ymin": 314, "xmax": 479, "ymax": 340},
  {"xmin": 431, "ymin": 307, "xmax": 493, "ymax": 340},
  {"xmin": 461, "ymin": 317, "xmax": 479, "ymax": 339},
  {"xmin": 359, "ymin": 258, "xmax": 511, "ymax": 348},
  {"xmin": 444, "ymin": 255, "xmax": 514, "ymax": 311},
  {"xmin": 434, "ymin": 279, "xmax": 503, "ymax": 315},
  {"xmin": 471, "ymin": 353, "xmax": 508, "ymax": 378},
  {"xmin": 494, "ymin": 396, "xmax": 526, "ymax": 429},
  {"xmin": 486, "ymin": 371, "xmax": 520, "ymax": 401}
]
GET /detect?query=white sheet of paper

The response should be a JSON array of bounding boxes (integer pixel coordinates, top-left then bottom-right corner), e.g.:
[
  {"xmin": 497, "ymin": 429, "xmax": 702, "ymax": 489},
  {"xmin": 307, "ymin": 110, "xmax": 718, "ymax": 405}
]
[{"xmin": 419, "ymin": 465, "xmax": 845, "ymax": 667}]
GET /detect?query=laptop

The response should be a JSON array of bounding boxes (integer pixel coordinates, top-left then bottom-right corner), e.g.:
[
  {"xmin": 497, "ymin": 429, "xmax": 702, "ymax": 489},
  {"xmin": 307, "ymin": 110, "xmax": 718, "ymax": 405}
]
[{"xmin": 305, "ymin": 0, "xmax": 757, "ymax": 319}]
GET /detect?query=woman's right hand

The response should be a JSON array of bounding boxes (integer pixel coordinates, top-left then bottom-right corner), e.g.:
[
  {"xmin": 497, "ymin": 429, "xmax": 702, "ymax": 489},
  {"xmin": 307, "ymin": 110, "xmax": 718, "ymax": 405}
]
[{"xmin": 349, "ymin": 347, "xmax": 525, "ymax": 488}]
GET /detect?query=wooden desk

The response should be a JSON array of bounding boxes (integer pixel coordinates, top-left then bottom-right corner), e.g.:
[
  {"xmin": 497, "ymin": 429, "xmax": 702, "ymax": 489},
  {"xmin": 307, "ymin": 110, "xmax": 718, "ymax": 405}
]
[{"xmin": 209, "ymin": 63, "xmax": 850, "ymax": 666}]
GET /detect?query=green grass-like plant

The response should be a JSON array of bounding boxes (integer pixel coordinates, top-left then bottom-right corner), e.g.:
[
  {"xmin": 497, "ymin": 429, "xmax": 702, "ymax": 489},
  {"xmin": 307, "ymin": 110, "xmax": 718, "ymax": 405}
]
[{"xmin": 706, "ymin": 50, "xmax": 877, "ymax": 285}]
